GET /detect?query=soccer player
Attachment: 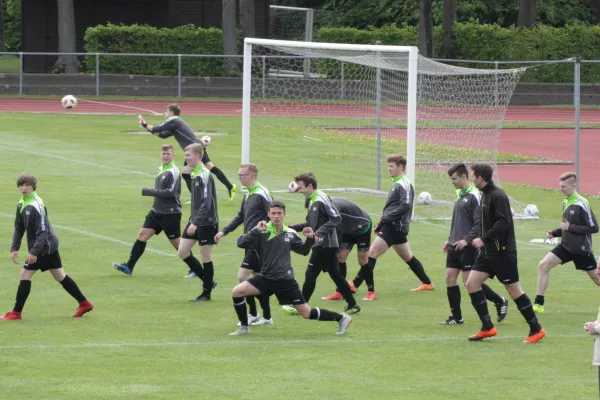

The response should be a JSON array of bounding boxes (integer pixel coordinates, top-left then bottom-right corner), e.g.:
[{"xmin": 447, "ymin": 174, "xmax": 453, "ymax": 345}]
[
  {"xmin": 139, "ymin": 103, "xmax": 237, "ymax": 201},
  {"xmin": 112, "ymin": 144, "xmax": 186, "ymax": 275},
  {"xmin": 361, "ymin": 154, "xmax": 434, "ymax": 294},
  {"xmin": 441, "ymin": 163, "xmax": 508, "ymax": 325},
  {"xmin": 229, "ymin": 201, "xmax": 352, "ymax": 336},
  {"xmin": 215, "ymin": 163, "xmax": 273, "ymax": 325},
  {"xmin": 177, "ymin": 143, "xmax": 219, "ymax": 302},
  {"xmin": 285, "ymin": 173, "xmax": 361, "ymax": 315},
  {"xmin": 465, "ymin": 163, "xmax": 545, "ymax": 343},
  {"xmin": 534, "ymin": 172, "xmax": 600, "ymax": 313},
  {"xmin": 2, "ymin": 173, "xmax": 93, "ymax": 320},
  {"xmin": 320, "ymin": 197, "xmax": 375, "ymax": 301}
]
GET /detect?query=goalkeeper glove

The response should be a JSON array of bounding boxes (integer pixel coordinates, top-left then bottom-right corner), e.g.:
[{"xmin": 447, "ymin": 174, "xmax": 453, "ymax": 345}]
[{"xmin": 138, "ymin": 115, "xmax": 148, "ymax": 128}]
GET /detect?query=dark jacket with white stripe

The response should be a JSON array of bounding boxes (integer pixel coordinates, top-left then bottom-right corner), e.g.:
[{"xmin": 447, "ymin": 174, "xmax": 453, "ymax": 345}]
[
  {"xmin": 150, "ymin": 116, "xmax": 204, "ymax": 150},
  {"xmin": 141, "ymin": 162, "xmax": 182, "ymax": 215},
  {"xmin": 222, "ymin": 182, "xmax": 272, "ymax": 235},
  {"xmin": 189, "ymin": 164, "xmax": 218, "ymax": 226},
  {"xmin": 381, "ymin": 174, "xmax": 413, "ymax": 234},
  {"xmin": 551, "ymin": 192, "xmax": 599, "ymax": 255},
  {"xmin": 449, "ymin": 185, "xmax": 481, "ymax": 245},
  {"xmin": 290, "ymin": 190, "xmax": 342, "ymax": 248},
  {"xmin": 332, "ymin": 197, "xmax": 371, "ymax": 236},
  {"xmin": 11, "ymin": 192, "xmax": 59, "ymax": 256}
]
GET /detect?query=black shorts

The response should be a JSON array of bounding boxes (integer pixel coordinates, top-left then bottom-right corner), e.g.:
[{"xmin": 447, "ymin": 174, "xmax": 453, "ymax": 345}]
[
  {"xmin": 183, "ymin": 151, "xmax": 211, "ymax": 165},
  {"xmin": 143, "ymin": 210, "xmax": 182, "ymax": 239},
  {"xmin": 341, "ymin": 227, "xmax": 372, "ymax": 253},
  {"xmin": 376, "ymin": 222, "xmax": 408, "ymax": 247},
  {"xmin": 308, "ymin": 246, "xmax": 338, "ymax": 273},
  {"xmin": 240, "ymin": 249, "xmax": 261, "ymax": 272},
  {"xmin": 472, "ymin": 251, "xmax": 519, "ymax": 285},
  {"xmin": 446, "ymin": 246, "xmax": 479, "ymax": 271},
  {"xmin": 551, "ymin": 244, "xmax": 597, "ymax": 271},
  {"xmin": 182, "ymin": 223, "xmax": 218, "ymax": 245},
  {"xmin": 24, "ymin": 251, "xmax": 62, "ymax": 272},
  {"xmin": 247, "ymin": 274, "xmax": 306, "ymax": 306}
]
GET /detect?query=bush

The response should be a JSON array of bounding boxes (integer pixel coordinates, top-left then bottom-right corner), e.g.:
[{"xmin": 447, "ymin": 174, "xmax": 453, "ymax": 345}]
[{"xmin": 84, "ymin": 24, "xmax": 226, "ymax": 76}]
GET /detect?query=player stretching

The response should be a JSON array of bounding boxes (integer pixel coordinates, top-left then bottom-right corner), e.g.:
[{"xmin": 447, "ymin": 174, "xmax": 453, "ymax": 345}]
[
  {"xmin": 441, "ymin": 163, "xmax": 508, "ymax": 325},
  {"xmin": 534, "ymin": 172, "xmax": 600, "ymax": 313},
  {"xmin": 229, "ymin": 201, "xmax": 352, "ymax": 336},
  {"xmin": 360, "ymin": 154, "xmax": 434, "ymax": 295},
  {"xmin": 321, "ymin": 197, "xmax": 374, "ymax": 301},
  {"xmin": 112, "ymin": 144, "xmax": 188, "ymax": 275},
  {"xmin": 285, "ymin": 173, "xmax": 360, "ymax": 315},
  {"xmin": 2, "ymin": 173, "xmax": 93, "ymax": 320},
  {"xmin": 139, "ymin": 103, "xmax": 236, "ymax": 201},
  {"xmin": 215, "ymin": 163, "xmax": 273, "ymax": 326},
  {"xmin": 178, "ymin": 143, "xmax": 219, "ymax": 302},
  {"xmin": 465, "ymin": 163, "xmax": 545, "ymax": 343}
]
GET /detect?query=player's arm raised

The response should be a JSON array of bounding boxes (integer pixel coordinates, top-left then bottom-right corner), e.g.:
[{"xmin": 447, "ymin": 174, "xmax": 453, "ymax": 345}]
[
  {"xmin": 290, "ymin": 228, "xmax": 315, "ymax": 256},
  {"xmin": 236, "ymin": 221, "xmax": 265, "ymax": 249}
]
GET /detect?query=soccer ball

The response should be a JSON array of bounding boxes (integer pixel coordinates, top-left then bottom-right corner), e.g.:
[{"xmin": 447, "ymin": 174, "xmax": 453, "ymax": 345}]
[
  {"xmin": 288, "ymin": 181, "xmax": 299, "ymax": 192},
  {"xmin": 61, "ymin": 95, "xmax": 78, "ymax": 109},
  {"xmin": 417, "ymin": 191, "xmax": 433, "ymax": 205},
  {"xmin": 200, "ymin": 135, "xmax": 211, "ymax": 146},
  {"xmin": 525, "ymin": 204, "xmax": 539, "ymax": 217}
]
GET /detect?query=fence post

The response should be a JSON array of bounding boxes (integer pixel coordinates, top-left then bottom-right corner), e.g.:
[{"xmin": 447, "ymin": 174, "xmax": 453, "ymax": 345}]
[
  {"xmin": 574, "ymin": 55, "xmax": 581, "ymax": 192},
  {"xmin": 177, "ymin": 54, "xmax": 182, "ymax": 98},
  {"xmin": 95, "ymin": 53, "xmax": 100, "ymax": 96},
  {"xmin": 18, "ymin": 52, "xmax": 23, "ymax": 95},
  {"xmin": 262, "ymin": 55, "xmax": 266, "ymax": 99}
]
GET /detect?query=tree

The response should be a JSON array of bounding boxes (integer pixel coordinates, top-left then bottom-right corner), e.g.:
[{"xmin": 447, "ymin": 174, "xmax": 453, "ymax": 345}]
[
  {"xmin": 441, "ymin": 0, "xmax": 456, "ymax": 58},
  {"xmin": 0, "ymin": 0, "xmax": 5, "ymax": 51},
  {"xmin": 222, "ymin": 0, "xmax": 238, "ymax": 76},
  {"xmin": 55, "ymin": 0, "xmax": 78, "ymax": 73},
  {"xmin": 518, "ymin": 0, "xmax": 537, "ymax": 28},
  {"xmin": 419, "ymin": 0, "xmax": 434, "ymax": 57},
  {"xmin": 240, "ymin": 0, "xmax": 256, "ymax": 38}
]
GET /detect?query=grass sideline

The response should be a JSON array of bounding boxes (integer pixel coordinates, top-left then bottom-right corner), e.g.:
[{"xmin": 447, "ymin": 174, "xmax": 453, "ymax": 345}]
[{"xmin": 0, "ymin": 113, "xmax": 597, "ymax": 399}]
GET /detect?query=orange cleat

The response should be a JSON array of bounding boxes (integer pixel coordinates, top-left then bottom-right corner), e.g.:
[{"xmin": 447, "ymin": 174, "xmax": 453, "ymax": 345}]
[
  {"xmin": 410, "ymin": 283, "xmax": 434, "ymax": 292},
  {"xmin": 73, "ymin": 300, "xmax": 94, "ymax": 318},
  {"xmin": 363, "ymin": 291, "xmax": 377, "ymax": 300},
  {"xmin": 347, "ymin": 280, "xmax": 357, "ymax": 293},
  {"xmin": 523, "ymin": 328, "xmax": 546, "ymax": 344},
  {"xmin": 321, "ymin": 292, "xmax": 343, "ymax": 301},
  {"xmin": 0, "ymin": 311, "xmax": 22, "ymax": 320},
  {"xmin": 468, "ymin": 327, "xmax": 498, "ymax": 341}
]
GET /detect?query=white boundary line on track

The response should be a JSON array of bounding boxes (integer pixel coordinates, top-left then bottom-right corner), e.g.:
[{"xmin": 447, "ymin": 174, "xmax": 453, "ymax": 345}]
[{"xmin": 0, "ymin": 333, "xmax": 584, "ymax": 350}]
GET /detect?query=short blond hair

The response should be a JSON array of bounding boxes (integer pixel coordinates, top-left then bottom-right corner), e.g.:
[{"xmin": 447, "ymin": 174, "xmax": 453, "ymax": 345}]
[
  {"xmin": 184, "ymin": 143, "xmax": 204, "ymax": 158},
  {"xmin": 240, "ymin": 163, "xmax": 258, "ymax": 176},
  {"xmin": 559, "ymin": 172, "xmax": 577, "ymax": 182},
  {"xmin": 161, "ymin": 144, "xmax": 174, "ymax": 152}
]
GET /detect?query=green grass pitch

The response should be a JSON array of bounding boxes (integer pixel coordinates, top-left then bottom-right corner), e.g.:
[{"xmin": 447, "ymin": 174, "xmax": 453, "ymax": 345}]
[{"xmin": 0, "ymin": 113, "xmax": 598, "ymax": 399}]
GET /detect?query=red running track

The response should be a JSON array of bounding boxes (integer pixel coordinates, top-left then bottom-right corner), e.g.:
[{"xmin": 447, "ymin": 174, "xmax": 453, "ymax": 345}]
[{"xmin": 0, "ymin": 98, "xmax": 597, "ymax": 192}]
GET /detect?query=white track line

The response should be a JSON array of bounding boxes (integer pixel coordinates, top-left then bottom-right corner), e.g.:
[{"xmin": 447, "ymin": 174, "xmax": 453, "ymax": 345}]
[
  {"xmin": 79, "ymin": 99, "xmax": 162, "ymax": 116},
  {"xmin": 0, "ymin": 333, "xmax": 584, "ymax": 351}
]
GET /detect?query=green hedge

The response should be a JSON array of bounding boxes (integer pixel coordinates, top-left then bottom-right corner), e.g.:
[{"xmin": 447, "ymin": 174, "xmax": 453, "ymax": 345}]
[
  {"xmin": 84, "ymin": 24, "xmax": 226, "ymax": 76},
  {"xmin": 315, "ymin": 23, "xmax": 600, "ymax": 83}
]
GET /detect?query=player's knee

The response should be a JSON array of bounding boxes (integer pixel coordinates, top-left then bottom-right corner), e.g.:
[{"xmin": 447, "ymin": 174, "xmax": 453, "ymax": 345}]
[
  {"xmin": 232, "ymin": 285, "xmax": 243, "ymax": 298},
  {"xmin": 464, "ymin": 279, "xmax": 480, "ymax": 293},
  {"xmin": 357, "ymin": 253, "xmax": 369, "ymax": 265},
  {"xmin": 237, "ymin": 270, "xmax": 250, "ymax": 283},
  {"xmin": 445, "ymin": 272, "xmax": 458, "ymax": 287}
]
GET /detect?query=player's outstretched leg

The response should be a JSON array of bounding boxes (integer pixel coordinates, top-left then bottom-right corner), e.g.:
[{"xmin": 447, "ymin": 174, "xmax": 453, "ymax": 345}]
[
  {"xmin": 295, "ymin": 304, "xmax": 352, "ymax": 335},
  {"xmin": 51, "ymin": 269, "xmax": 93, "ymax": 318},
  {"xmin": 481, "ymin": 284, "xmax": 509, "ymax": 322},
  {"xmin": 210, "ymin": 166, "xmax": 237, "ymax": 201}
]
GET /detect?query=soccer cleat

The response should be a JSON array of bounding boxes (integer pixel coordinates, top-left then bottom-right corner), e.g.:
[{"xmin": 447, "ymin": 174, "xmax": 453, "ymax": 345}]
[
  {"xmin": 229, "ymin": 184, "xmax": 237, "ymax": 201},
  {"xmin": 336, "ymin": 314, "xmax": 352, "ymax": 335},
  {"xmin": 190, "ymin": 292, "xmax": 211, "ymax": 302},
  {"xmin": 344, "ymin": 304, "xmax": 361, "ymax": 314},
  {"xmin": 251, "ymin": 317, "xmax": 274, "ymax": 326},
  {"xmin": 496, "ymin": 297, "xmax": 509, "ymax": 323},
  {"xmin": 533, "ymin": 304, "xmax": 544, "ymax": 313},
  {"xmin": 282, "ymin": 305, "xmax": 299, "ymax": 315},
  {"xmin": 441, "ymin": 316, "xmax": 464, "ymax": 325},
  {"xmin": 363, "ymin": 291, "xmax": 377, "ymax": 301},
  {"xmin": 237, "ymin": 313, "xmax": 261, "ymax": 327},
  {"xmin": 0, "ymin": 311, "xmax": 22, "ymax": 320},
  {"xmin": 112, "ymin": 262, "xmax": 132, "ymax": 275},
  {"xmin": 523, "ymin": 328, "xmax": 546, "ymax": 344},
  {"xmin": 410, "ymin": 283, "xmax": 434, "ymax": 292},
  {"xmin": 321, "ymin": 292, "xmax": 343, "ymax": 301},
  {"xmin": 73, "ymin": 300, "xmax": 94, "ymax": 318},
  {"xmin": 184, "ymin": 270, "xmax": 197, "ymax": 278},
  {"xmin": 347, "ymin": 280, "xmax": 357, "ymax": 293},
  {"xmin": 229, "ymin": 326, "xmax": 250, "ymax": 336},
  {"xmin": 468, "ymin": 327, "xmax": 498, "ymax": 341}
]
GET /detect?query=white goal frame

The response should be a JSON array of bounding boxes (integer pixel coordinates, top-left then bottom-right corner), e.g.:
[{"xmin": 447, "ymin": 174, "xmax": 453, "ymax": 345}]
[{"xmin": 241, "ymin": 38, "xmax": 419, "ymax": 190}]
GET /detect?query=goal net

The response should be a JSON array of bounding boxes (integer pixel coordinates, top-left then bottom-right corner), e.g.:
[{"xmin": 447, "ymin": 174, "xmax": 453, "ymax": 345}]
[{"xmin": 241, "ymin": 38, "xmax": 532, "ymax": 220}]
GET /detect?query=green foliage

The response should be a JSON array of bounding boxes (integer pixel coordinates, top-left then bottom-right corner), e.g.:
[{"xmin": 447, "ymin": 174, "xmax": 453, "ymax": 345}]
[
  {"xmin": 83, "ymin": 24, "xmax": 226, "ymax": 76},
  {"xmin": 315, "ymin": 23, "xmax": 600, "ymax": 83},
  {"xmin": 4, "ymin": 0, "xmax": 21, "ymax": 52}
]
